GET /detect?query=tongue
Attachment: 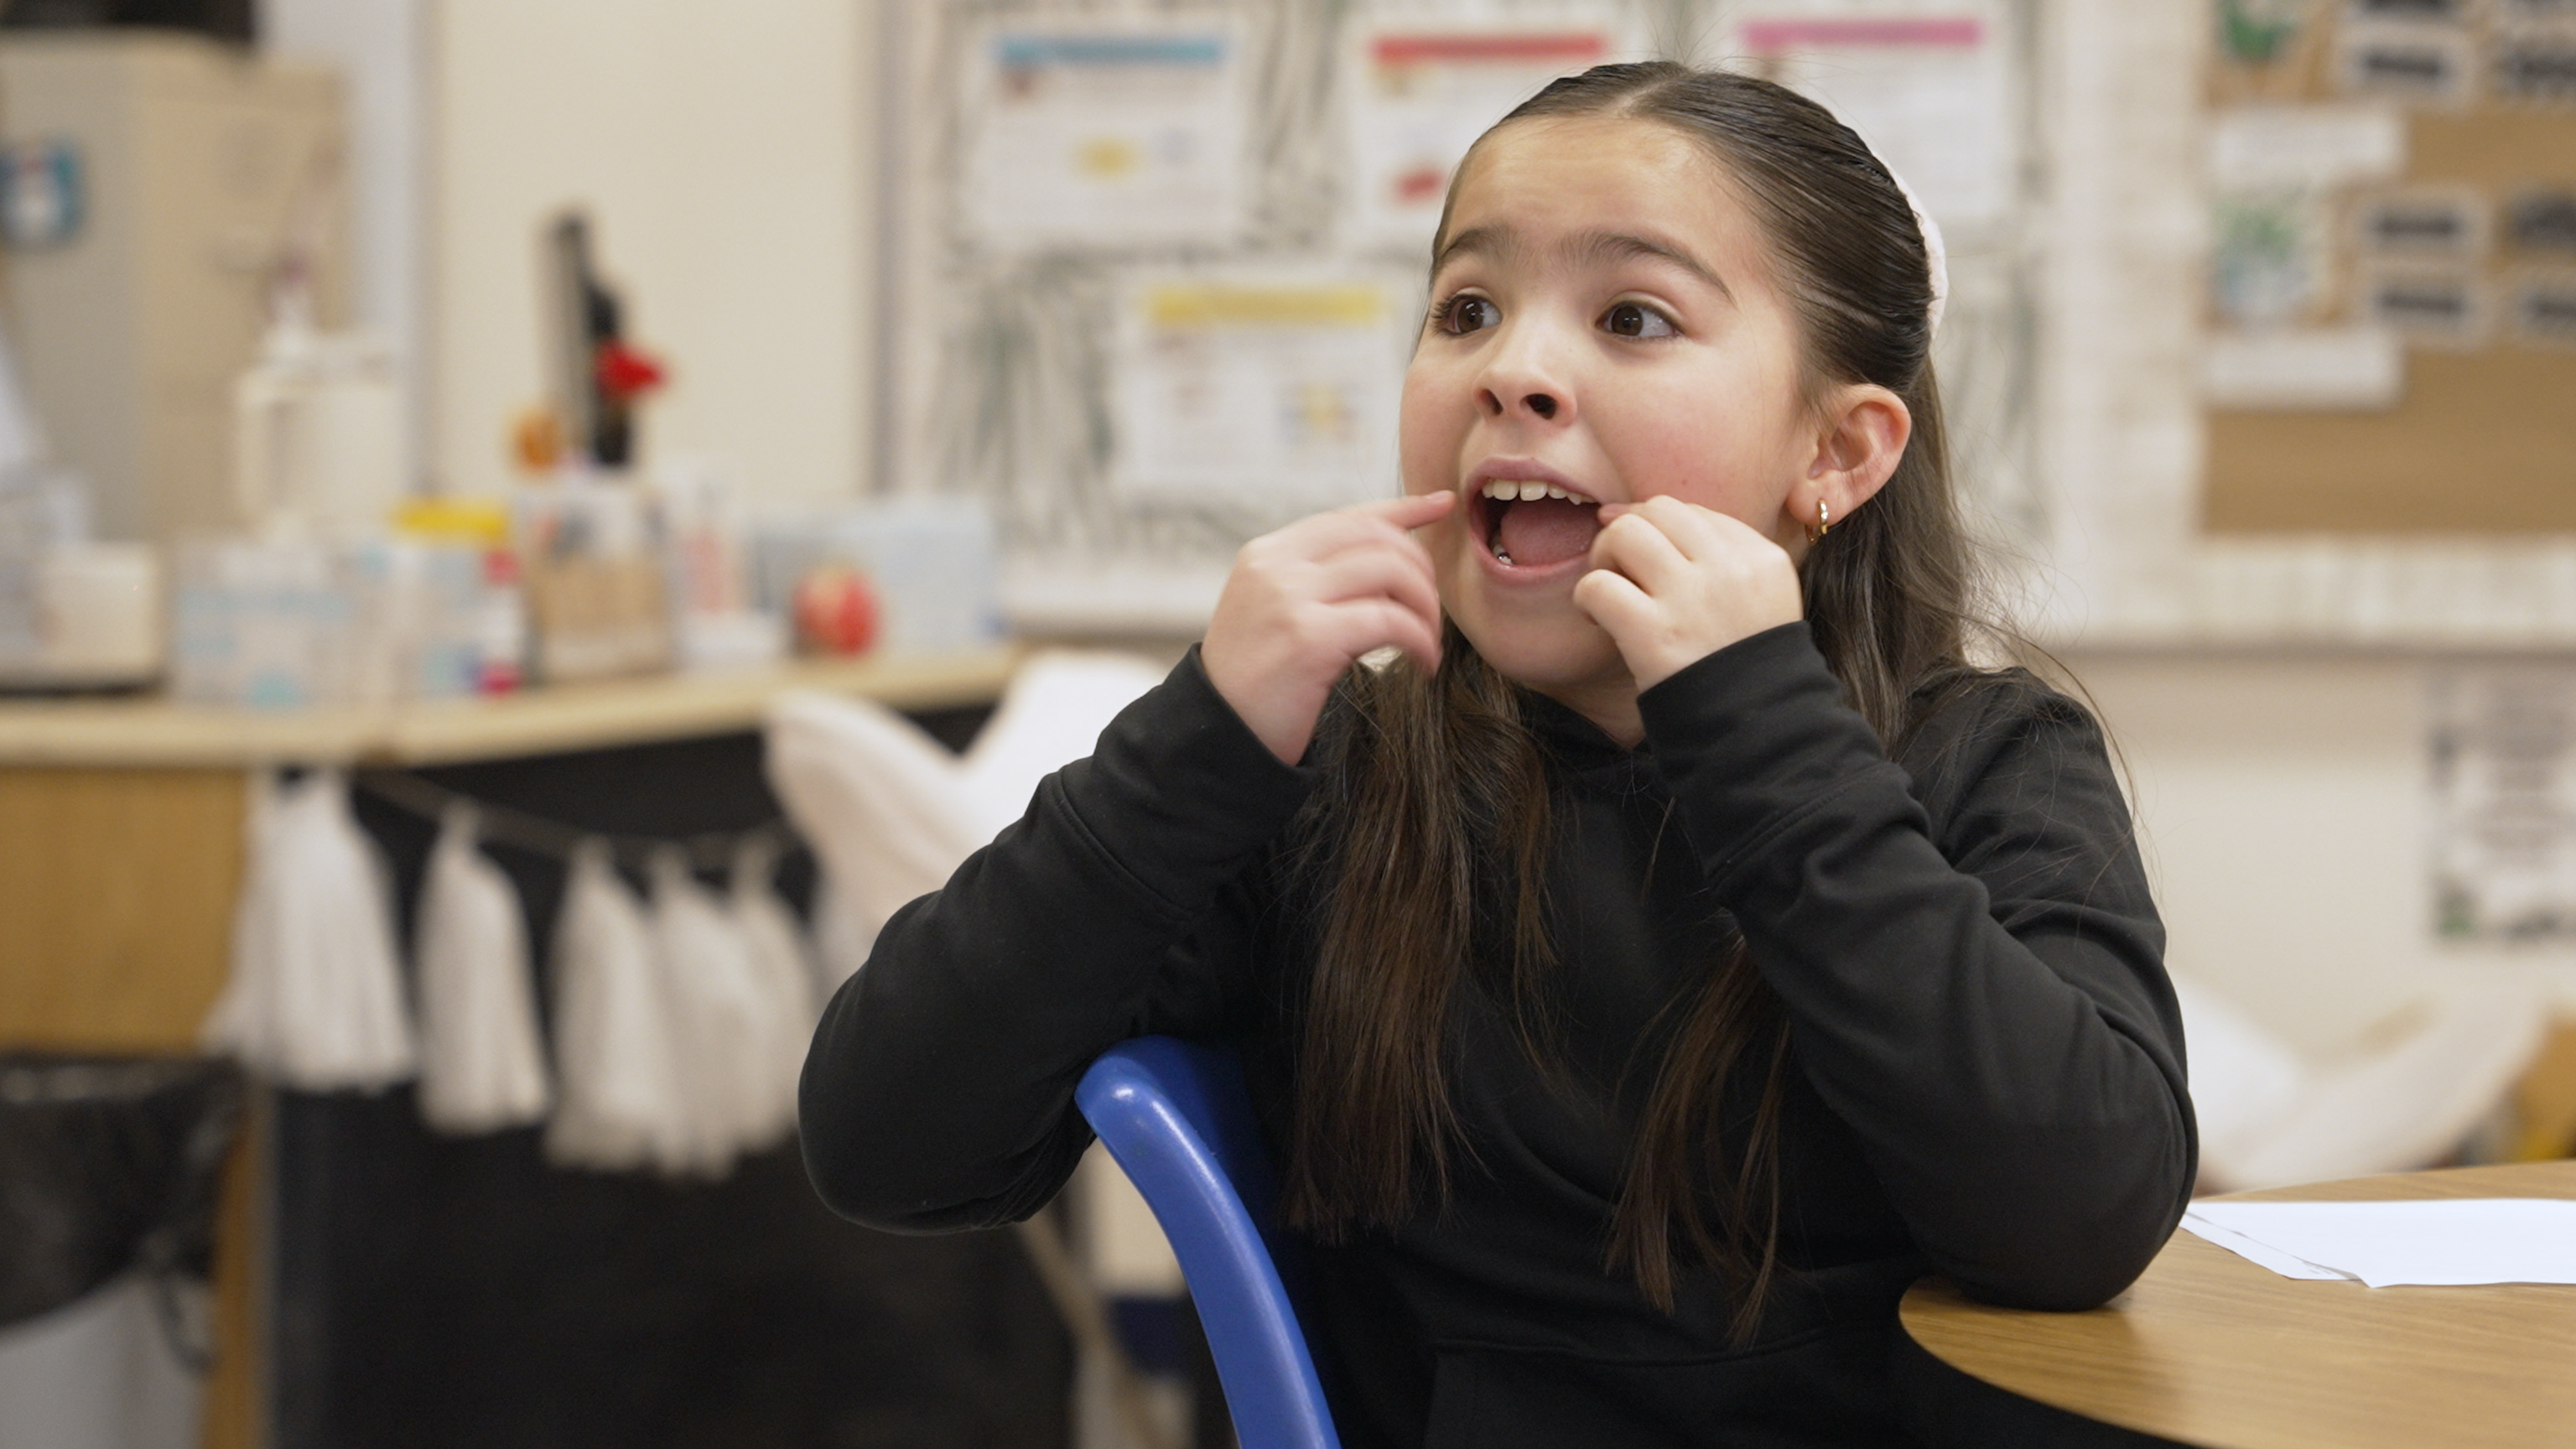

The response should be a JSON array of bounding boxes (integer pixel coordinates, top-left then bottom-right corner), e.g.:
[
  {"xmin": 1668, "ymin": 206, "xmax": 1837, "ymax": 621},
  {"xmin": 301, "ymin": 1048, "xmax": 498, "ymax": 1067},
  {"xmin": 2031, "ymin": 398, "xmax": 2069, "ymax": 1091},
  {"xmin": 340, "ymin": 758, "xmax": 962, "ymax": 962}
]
[{"xmin": 1498, "ymin": 496, "xmax": 1599, "ymax": 568}]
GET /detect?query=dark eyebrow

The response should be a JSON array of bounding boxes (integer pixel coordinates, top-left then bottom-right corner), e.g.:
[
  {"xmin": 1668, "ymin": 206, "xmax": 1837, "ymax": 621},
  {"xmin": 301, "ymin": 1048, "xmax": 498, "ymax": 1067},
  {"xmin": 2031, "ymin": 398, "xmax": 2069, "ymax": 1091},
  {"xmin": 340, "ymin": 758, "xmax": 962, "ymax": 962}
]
[
  {"xmin": 1431, "ymin": 223, "xmax": 1517, "ymax": 278},
  {"xmin": 1430, "ymin": 223, "xmax": 1734, "ymax": 304},
  {"xmin": 1575, "ymin": 231, "xmax": 1734, "ymax": 303}
]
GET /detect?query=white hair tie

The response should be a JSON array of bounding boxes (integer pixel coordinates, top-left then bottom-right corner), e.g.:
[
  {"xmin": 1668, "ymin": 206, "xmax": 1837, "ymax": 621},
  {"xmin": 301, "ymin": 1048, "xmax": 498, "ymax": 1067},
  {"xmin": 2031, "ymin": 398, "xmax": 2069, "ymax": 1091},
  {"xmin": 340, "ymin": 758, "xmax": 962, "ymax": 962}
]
[{"xmin": 1882, "ymin": 167, "xmax": 1950, "ymax": 341}]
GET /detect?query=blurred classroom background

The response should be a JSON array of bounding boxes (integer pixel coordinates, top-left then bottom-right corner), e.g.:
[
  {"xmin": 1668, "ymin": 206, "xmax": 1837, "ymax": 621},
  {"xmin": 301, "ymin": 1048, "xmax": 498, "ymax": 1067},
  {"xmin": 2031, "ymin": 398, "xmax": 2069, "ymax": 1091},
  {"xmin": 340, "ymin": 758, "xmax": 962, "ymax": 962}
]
[{"xmin": 0, "ymin": 2, "xmax": 2572, "ymax": 1447}]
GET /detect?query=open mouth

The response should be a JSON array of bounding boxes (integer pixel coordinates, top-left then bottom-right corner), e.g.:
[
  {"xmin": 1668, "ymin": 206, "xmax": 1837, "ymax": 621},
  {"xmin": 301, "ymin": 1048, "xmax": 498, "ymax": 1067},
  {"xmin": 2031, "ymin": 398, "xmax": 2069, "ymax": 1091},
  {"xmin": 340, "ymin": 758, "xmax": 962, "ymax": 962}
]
[{"xmin": 1472, "ymin": 477, "xmax": 1602, "ymax": 570}]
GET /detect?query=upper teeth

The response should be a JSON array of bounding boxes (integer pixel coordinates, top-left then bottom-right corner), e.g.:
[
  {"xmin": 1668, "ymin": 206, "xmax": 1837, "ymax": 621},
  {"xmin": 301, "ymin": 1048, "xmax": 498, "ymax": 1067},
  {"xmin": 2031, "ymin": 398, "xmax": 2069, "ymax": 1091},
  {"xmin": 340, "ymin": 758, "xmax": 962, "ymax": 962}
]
[{"xmin": 1481, "ymin": 480, "xmax": 1582, "ymax": 502}]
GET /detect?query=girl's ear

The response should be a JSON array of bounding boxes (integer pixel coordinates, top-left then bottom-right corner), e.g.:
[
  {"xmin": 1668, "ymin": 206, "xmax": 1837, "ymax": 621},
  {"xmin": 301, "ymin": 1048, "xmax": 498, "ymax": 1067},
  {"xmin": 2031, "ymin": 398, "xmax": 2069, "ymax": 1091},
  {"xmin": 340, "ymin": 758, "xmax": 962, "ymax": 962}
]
[{"xmin": 1798, "ymin": 382, "xmax": 1912, "ymax": 529}]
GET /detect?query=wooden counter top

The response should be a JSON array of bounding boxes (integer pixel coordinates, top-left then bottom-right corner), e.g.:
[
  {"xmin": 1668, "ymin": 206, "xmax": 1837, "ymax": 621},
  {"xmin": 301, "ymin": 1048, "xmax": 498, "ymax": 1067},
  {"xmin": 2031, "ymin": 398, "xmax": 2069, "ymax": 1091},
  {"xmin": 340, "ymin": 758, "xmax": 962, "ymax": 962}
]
[{"xmin": 0, "ymin": 646, "xmax": 1022, "ymax": 768}]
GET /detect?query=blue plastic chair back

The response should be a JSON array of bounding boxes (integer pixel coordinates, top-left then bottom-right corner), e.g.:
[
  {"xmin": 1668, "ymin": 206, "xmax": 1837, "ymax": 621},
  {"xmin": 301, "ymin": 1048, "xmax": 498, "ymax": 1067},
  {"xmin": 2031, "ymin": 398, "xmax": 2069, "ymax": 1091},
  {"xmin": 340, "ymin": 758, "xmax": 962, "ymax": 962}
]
[{"xmin": 1076, "ymin": 1037, "xmax": 1341, "ymax": 1449}]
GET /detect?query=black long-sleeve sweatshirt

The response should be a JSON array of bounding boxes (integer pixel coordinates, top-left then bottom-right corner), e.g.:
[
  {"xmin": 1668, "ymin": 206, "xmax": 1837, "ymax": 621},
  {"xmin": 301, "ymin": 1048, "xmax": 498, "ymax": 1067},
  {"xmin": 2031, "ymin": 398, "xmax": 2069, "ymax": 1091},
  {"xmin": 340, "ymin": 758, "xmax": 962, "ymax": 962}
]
[{"xmin": 801, "ymin": 621, "xmax": 2195, "ymax": 1448}]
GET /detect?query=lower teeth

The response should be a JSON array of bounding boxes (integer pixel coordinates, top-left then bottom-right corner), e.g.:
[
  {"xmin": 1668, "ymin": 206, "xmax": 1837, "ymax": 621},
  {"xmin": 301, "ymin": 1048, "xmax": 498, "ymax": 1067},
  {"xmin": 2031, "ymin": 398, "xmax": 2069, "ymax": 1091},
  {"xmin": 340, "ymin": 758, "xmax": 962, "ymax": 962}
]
[{"xmin": 1495, "ymin": 548, "xmax": 1514, "ymax": 565}]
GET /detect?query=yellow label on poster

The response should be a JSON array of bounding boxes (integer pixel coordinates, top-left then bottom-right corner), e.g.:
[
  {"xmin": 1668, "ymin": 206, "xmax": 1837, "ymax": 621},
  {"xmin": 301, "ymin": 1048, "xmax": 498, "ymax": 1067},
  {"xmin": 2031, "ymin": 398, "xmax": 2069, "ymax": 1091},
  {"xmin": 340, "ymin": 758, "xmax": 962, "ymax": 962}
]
[{"xmin": 1142, "ymin": 284, "xmax": 1385, "ymax": 330}]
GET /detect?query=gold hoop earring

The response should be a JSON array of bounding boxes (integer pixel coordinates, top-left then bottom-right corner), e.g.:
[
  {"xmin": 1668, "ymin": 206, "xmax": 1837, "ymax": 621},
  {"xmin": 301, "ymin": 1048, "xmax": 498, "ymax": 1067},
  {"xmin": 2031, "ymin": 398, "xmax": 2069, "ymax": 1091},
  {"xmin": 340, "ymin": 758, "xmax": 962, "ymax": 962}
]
[{"xmin": 1808, "ymin": 498, "xmax": 1832, "ymax": 543}]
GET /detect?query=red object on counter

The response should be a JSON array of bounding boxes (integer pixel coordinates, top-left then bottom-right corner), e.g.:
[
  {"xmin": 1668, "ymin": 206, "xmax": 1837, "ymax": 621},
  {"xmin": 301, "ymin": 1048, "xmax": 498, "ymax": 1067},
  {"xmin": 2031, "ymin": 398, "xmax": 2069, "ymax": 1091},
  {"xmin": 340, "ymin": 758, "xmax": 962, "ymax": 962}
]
[
  {"xmin": 793, "ymin": 567, "xmax": 880, "ymax": 656},
  {"xmin": 478, "ymin": 548, "xmax": 527, "ymax": 694},
  {"xmin": 595, "ymin": 340, "xmax": 667, "ymax": 399}
]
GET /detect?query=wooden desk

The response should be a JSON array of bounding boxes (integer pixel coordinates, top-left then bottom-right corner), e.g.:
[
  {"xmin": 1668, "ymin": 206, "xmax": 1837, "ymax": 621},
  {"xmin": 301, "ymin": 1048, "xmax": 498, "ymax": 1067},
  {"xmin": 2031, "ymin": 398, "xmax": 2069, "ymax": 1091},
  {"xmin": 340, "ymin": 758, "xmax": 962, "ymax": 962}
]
[{"xmin": 1901, "ymin": 1161, "xmax": 2576, "ymax": 1449}]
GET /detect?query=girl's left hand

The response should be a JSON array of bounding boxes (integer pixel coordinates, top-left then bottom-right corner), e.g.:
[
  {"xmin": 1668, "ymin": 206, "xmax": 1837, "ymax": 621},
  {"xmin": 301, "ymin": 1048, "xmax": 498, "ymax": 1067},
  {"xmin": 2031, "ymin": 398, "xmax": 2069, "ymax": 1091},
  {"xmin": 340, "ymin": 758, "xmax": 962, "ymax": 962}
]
[{"xmin": 1571, "ymin": 496, "xmax": 1805, "ymax": 691}]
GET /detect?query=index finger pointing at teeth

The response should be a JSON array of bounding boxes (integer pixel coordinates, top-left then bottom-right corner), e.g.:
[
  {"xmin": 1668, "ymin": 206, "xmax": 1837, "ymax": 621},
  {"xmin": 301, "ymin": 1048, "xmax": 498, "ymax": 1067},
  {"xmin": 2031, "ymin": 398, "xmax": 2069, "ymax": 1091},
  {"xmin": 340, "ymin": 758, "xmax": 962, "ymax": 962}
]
[
  {"xmin": 1373, "ymin": 491, "xmax": 1456, "ymax": 523},
  {"xmin": 1255, "ymin": 493, "xmax": 1452, "ymax": 554}
]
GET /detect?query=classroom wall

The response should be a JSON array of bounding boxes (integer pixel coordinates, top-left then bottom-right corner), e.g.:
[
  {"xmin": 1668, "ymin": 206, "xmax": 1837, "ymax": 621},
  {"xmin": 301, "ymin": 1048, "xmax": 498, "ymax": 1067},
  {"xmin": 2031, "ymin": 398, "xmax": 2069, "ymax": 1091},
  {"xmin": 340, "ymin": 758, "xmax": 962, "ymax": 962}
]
[
  {"xmin": 2071, "ymin": 650, "xmax": 2576, "ymax": 1060},
  {"xmin": 428, "ymin": 0, "xmax": 878, "ymax": 506},
  {"xmin": 402, "ymin": 1, "xmax": 2574, "ymax": 1069}
]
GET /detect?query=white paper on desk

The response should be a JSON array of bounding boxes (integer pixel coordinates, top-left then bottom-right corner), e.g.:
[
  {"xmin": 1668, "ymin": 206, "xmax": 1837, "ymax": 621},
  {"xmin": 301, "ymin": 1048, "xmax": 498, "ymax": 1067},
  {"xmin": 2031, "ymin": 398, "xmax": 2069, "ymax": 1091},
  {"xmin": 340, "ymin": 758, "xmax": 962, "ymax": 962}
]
[
  {"xmin": 2183, "ymin": 1199, "xmax": 2576, "ymax": 1288},
  {"xmin": 2179, "ymin": 1208, "xmax": 2352, "ymax": 1280}
]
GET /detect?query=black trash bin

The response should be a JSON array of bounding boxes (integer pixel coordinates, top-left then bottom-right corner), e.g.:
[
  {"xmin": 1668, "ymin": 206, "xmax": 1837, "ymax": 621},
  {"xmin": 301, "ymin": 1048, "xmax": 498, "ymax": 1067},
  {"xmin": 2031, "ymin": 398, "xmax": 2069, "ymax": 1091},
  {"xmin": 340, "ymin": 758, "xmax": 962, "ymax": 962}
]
[{"xmin": 0, "ymin": 1055, "xmax": 244, "ymax": 1447}]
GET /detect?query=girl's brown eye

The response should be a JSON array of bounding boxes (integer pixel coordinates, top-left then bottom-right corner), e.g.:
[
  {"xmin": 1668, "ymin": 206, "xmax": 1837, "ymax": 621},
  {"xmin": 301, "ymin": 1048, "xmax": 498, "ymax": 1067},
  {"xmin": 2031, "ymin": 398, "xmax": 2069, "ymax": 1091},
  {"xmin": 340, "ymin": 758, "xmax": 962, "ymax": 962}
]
[
  {"xmin": 1444, "ymin": 296, "xmax": 1498, "ymax": 333},
  {"xmin": 1603, "ymin": 302, "xmax": 1675, "ymax": 339}
]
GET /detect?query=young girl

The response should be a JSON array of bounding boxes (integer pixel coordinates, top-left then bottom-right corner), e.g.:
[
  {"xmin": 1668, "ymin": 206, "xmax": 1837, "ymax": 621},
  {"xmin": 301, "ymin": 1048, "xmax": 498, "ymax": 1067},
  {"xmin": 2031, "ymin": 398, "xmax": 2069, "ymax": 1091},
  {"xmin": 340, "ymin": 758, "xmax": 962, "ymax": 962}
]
[{"xmin": 802, "ymin": 63, "xmax": 2193, "ymax": 1447}]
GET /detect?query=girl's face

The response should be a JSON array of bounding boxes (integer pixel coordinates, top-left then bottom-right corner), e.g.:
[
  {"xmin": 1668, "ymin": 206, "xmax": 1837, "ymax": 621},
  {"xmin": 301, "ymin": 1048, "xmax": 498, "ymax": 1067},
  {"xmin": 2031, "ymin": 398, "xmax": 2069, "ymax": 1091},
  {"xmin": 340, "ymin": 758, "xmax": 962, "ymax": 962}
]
[{"xmin": 1400, "ymin": 115, "xmax": 1823, "ymax": 704}]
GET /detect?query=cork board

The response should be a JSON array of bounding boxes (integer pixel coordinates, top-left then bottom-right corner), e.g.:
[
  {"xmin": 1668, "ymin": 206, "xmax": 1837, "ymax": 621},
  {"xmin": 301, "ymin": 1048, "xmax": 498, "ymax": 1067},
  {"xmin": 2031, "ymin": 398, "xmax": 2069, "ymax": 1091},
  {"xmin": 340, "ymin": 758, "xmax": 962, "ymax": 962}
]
[{"xmin": 2202, "ymin": 3, "xmax": 2576, "ymax": 534}]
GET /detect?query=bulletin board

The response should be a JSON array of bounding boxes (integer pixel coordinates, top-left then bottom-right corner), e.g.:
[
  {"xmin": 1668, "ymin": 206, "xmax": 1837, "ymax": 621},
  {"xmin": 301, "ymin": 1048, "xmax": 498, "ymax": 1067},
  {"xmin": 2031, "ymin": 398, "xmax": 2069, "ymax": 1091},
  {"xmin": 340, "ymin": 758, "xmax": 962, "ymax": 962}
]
[
  {"xmin": 2201, "ymin": 1, "xmax": 2576, "ymax": 535},
  {"xmin": 874, "ymin": 0, "xmax": 2049, "ymax": 631}
]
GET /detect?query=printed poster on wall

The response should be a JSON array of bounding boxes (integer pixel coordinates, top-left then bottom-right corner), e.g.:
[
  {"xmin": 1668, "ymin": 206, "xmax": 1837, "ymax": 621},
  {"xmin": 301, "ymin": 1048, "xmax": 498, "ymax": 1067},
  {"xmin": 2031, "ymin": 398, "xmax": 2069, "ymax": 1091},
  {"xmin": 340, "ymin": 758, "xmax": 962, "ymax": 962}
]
[
  {"xmin": 1343, "ymin": 26, "xmax": 1613, "ymax": 255},
  {"xmin": 1730, "ymin": 10, "xmax": 2017, "ymax": 231},
  {"xmin": 961, "ymin": 23, "xmax": 1247, "ymax": 251},
  {"xmin": 1111, "ymin": 274, "xmax": 1409, "ymax": 510},
  {"xmin": 2431, "ymin": 667, "xmax": 2576, "ymax": 942},
  {"xmin": 2200, "ymin": 102, "xmax": 2412, "ymax": 408}
]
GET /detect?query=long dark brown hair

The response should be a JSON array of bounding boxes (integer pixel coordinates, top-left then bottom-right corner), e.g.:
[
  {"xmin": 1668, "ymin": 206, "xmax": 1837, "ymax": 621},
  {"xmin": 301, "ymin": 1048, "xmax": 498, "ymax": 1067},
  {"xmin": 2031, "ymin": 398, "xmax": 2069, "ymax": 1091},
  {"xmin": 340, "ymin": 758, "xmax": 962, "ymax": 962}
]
[{"xmin": 1280, "ymin": 64, "xmax": 1990, "ymax": 1341}]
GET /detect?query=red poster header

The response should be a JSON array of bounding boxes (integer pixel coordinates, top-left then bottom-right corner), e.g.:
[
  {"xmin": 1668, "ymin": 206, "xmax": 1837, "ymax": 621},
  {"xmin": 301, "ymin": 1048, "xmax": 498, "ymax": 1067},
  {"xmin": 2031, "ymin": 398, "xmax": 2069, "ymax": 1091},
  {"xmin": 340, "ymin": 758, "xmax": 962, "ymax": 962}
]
[
  {"xmin": 1372, "ymin": 32, "xmax": 1609, "ymax": 66},
  {"xmin": 1737, "ymin": 18, "xmax": 1984, "ymax": 51}
]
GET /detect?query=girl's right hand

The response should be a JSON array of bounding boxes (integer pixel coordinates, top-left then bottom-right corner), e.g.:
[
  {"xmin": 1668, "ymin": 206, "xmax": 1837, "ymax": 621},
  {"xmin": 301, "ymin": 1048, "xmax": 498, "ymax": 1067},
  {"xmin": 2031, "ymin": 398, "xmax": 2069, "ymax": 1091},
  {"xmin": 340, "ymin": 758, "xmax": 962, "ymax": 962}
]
[{"xmin": 1202, "ymin": 491, "xmax": 1455, "ymax": 765}]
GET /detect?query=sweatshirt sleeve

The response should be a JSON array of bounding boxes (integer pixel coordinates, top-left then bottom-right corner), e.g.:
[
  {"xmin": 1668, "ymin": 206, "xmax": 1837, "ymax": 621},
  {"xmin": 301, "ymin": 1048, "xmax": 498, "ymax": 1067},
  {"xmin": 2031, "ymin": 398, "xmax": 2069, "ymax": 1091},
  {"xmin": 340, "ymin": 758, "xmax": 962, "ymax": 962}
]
[
  {"xmin": 1638, "ymin": 622, "xmax": 2194, "ymax": 1311},
  {"xmin": 799, "ymin": 647, "xmax": 1317, "ymax": 1233}
]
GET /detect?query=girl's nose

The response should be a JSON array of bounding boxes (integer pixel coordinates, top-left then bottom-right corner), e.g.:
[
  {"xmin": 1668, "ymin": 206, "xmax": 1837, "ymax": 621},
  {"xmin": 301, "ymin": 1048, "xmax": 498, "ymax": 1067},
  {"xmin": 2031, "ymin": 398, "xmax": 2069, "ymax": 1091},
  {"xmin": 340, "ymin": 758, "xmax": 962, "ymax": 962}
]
[
  {"xmin": 1475, "ymin": 320, "xmax": 1576, "ymax": 425},
  {"xmin": 1483, "ymin": 378, "xmax": 1555, "ymax": 418}
]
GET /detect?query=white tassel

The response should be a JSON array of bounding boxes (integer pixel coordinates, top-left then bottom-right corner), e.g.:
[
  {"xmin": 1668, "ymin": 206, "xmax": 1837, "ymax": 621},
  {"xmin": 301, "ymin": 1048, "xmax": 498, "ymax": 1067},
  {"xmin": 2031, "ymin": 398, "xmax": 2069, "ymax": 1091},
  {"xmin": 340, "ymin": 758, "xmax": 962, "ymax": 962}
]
[
  {"xmin": 203, "ymin": 770, "xmax": 417, "ymax": 1091},
  {"xmin": 647, "ymin": 848, "xmax": 776, "ymax": 1176},
  {"xmin": 544, "ymin": 843, "xmax": 682, "ymax": 1173},
  {"xmin": 414, "ymin": 803, "xmax": 552, "ymax": 1133},
  {"xmin": 731, "ymin": 834, "xmax": 817, "ymax": 1143}
]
